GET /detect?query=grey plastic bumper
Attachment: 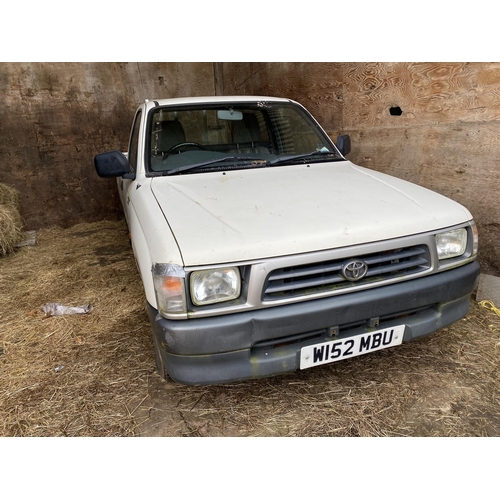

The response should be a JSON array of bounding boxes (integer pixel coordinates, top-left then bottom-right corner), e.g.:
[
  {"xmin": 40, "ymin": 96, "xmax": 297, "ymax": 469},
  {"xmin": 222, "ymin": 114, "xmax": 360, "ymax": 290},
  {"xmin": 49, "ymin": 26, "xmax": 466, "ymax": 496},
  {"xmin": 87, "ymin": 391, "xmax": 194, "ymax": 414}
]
[{"xmin": 148, "ymin": 261, "xmax": 480, "ymax": 385}]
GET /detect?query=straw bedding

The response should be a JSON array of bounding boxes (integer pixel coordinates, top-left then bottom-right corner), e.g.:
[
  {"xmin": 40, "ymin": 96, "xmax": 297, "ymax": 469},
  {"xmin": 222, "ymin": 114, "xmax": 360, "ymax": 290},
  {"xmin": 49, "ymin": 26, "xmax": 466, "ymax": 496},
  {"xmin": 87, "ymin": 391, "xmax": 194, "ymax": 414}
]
[
  {"xmin": 1, "ymin": 220, "xmax": 499, "ymax": 436},
  {"xmin": 0, "ymin": 220, "xmax": 152, "ymax": 436}
]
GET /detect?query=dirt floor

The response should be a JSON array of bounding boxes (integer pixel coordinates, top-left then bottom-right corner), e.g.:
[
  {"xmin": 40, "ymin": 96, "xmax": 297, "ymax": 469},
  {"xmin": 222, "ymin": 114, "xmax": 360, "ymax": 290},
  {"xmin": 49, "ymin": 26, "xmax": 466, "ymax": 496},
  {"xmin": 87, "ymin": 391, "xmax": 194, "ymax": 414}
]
[{"xmin": 1, "ymin": 220, "xmax": 499, "ymax": 437}]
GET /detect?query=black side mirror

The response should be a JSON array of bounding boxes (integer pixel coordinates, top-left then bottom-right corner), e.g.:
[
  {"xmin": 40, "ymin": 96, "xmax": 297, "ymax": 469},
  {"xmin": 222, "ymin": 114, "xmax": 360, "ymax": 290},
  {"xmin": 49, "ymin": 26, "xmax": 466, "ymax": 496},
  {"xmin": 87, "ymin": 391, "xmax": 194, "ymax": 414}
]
[
  {"xmin": 94, "ymin": 151, "xmax": 131, "ymax": 178},
  {"xmin": 336, "ymin": 134, "xmax": 351, "ymax": 156}
]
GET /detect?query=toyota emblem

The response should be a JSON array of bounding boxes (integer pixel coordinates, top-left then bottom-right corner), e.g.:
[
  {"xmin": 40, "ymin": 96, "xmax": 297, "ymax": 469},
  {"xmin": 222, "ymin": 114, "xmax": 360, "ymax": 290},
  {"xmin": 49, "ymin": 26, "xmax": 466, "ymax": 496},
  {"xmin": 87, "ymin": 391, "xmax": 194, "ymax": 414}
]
[{"xmin": 342, "ymin": 260, "xmax": 368, "ymax": 281}]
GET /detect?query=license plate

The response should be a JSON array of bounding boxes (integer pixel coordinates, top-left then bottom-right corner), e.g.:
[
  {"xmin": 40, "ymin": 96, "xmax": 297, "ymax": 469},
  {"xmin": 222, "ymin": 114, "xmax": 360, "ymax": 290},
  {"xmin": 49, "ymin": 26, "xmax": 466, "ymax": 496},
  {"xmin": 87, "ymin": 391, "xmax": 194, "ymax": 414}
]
[{"xmin": 300, "ymin": 325, "xmax": 405, "ymax": 369}]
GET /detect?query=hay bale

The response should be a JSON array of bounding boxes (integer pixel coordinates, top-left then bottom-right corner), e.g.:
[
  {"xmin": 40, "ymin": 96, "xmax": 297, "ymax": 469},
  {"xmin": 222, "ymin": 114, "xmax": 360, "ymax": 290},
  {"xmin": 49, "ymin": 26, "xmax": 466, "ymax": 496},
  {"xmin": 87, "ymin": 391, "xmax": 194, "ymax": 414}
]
[
  {"xmin": 0, "ymin": 183, "xmax": 23, "ymax": 256},
  {"xmin": 0, "ymin": 204, "xmax": 23, "ymax": 256},
  {"xmin": 0, "ymin": 182, "xmax": 19, "ymax": 208}
]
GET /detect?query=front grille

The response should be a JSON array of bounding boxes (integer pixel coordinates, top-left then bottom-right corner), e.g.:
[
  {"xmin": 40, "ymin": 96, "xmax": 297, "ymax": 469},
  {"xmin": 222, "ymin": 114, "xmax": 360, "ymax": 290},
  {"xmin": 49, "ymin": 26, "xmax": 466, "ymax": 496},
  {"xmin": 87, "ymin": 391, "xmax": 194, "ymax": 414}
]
[{"xmin": 262, "ymin": 245, "xmax": 431, "ymax": 301}]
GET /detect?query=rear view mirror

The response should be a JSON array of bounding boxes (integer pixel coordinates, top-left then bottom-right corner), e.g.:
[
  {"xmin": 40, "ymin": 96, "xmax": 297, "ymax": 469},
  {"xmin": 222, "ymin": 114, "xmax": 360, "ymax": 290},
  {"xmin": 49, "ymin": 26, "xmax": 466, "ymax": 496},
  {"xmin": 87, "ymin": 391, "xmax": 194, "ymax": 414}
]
[
  {"xmin": 94, "ymin": 151, "xmax": 131, "ymax": 178},
  {"xmin": 217, "ymin": 109, "xmax": 243, "ymax": 121}
]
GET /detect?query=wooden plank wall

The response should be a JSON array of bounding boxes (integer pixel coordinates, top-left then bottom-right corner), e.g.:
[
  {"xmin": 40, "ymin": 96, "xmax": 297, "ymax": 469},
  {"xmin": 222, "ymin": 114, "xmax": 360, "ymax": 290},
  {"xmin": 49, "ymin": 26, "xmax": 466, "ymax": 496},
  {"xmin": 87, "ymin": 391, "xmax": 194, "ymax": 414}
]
[
  {"xmin": 0, "ymin": 62, "xmax": 216, "ymax": 229},
  {"xmin": 343, "ymin": 62, "xmax": 500, "ymax": 276},
  {"xmin": 222, "ymin": 62, "xmax": 500, "ymax": 275},
  {"xmin": 2, "ymin": 62, "xmax": 498, "ymax": 273},
  {"xmin": 218, "ymin": 62, "xmax": 344, "ymax": 133}
]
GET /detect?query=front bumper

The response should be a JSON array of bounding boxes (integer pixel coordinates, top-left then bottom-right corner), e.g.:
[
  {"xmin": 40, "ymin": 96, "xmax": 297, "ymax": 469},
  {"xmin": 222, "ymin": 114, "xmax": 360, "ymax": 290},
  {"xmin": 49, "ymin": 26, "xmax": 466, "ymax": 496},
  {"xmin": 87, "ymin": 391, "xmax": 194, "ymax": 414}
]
[{"xmin": 148, "ymin": 261, "xmax": 480, "ymax": 385}]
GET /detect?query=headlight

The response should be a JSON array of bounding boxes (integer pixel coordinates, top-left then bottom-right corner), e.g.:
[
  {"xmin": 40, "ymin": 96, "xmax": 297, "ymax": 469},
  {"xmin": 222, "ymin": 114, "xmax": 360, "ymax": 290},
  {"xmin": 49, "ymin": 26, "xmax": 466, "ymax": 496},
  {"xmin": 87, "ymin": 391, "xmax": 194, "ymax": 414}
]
[
  {"xmin": 190, "ymin": 267, "xmax": 241, "ymax": 306},
  {"xmin": 152, "ymin": 263, "xmax": 187, "ymax": 315},
  {"xmin": 435, "ymin": 228, "xmax": 467, "ymax": 260}
]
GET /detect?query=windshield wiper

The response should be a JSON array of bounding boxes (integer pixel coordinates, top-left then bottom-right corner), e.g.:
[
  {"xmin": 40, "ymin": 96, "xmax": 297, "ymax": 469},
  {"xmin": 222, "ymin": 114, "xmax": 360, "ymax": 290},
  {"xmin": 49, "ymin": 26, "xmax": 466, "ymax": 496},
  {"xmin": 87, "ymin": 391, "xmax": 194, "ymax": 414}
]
[
  {"xmin": 269, "ymin": 150, "xmax": 341, "ymax": 166},
  {"xmin": 164, "ymin": 157, "xmax": 268, "ymax": 176},
  {"xmin": 161, "ymin": 151, "xmax": 340, "ymax": 176}
]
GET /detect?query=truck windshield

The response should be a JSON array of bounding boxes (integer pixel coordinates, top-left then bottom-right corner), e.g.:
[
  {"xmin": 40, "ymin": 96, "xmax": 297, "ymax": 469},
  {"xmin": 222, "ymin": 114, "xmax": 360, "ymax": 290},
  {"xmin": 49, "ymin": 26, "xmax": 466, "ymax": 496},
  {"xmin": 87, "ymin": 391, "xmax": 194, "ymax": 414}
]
[{"xmin": 147, "ymin": 101, "xmax": 341, "ymax": 175}]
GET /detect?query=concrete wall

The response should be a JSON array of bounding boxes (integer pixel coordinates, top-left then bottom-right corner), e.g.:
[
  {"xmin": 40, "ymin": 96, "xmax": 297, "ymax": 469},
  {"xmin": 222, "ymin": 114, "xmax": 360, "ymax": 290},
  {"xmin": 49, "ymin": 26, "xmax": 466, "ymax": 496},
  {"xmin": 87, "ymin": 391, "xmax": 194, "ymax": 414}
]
[{"xmin": 0, "ymin": 62, "xmax": 216, "ymax": 229}]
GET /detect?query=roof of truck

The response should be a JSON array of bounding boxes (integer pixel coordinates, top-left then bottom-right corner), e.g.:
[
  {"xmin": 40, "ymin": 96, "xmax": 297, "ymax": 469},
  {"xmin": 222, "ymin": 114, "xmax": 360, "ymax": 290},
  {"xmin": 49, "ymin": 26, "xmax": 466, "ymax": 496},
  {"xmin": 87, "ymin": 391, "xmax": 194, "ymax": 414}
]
[{"xmin": 148, "ymin": 95, "xmax": 292, "ymax": 106}]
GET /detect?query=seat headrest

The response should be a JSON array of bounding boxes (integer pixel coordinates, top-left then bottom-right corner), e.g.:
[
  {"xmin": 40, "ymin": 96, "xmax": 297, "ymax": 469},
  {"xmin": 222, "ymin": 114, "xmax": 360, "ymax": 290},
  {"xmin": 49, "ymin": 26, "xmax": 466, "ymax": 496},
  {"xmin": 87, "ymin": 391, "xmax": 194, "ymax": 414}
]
[
  {"xmin": 232, "ymin": 113, "xmax": 260, "ymax": 144},
  {"xmin": 155, "ymin": 120, "xmax": 186, "ymax": 152}
]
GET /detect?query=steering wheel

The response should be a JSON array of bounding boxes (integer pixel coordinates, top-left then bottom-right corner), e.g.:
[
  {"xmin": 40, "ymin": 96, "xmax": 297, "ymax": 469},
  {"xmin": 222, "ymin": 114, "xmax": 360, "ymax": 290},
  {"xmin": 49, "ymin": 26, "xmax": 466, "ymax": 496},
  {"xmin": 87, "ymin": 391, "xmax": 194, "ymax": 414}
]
[{"xmin": 168, "ymin": 142, "xmax": 207, "ymax": 153}]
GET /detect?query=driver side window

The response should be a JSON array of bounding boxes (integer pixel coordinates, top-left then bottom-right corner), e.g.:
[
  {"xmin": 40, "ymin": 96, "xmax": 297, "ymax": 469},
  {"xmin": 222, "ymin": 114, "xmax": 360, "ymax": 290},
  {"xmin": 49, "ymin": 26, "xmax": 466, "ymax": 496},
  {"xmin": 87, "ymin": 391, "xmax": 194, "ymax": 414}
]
[{"xmin": 128, "ymin": 110, "xmax": 142, "ymax": 172}]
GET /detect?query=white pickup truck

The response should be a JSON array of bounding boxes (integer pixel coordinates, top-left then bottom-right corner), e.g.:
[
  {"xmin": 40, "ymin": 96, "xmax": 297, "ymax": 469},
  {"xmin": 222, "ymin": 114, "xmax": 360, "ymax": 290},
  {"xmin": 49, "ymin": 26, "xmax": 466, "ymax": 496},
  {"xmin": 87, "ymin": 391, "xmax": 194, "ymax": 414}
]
[{"xmin": 95, "ymin": 96, "xmax": 480, "ymax": 385}]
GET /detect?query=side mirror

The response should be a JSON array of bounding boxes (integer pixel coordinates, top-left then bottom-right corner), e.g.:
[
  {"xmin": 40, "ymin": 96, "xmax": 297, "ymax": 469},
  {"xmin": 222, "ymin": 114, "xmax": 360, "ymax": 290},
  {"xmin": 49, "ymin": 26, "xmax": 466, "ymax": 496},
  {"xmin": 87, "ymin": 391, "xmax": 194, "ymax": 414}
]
[
  {"xmin": 94, "ymin": 151, "xmax": 131, "ymax": 178},
  {"xmin": 336, "ymin": 134, "xmax": 351, "ymax": 156}
]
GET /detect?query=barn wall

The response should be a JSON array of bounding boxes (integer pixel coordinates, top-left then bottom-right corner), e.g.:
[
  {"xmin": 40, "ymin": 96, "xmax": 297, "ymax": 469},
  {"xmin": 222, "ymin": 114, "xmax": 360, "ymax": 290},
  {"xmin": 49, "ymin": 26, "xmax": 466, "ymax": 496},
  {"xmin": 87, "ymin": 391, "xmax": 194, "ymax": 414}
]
[
  {"xmin": 0, "ymin": 62, "xmax": 216, "ymax": 229},
  {"xmin": 218, "ymin": 62, "xmax": 344, "ymax": 135},
  {"xmin": 2, "ymin": 62, "xmax": 498, "ymax": 273},
  {"xmin": 222, "ymin": 62, "xmax": 500, "ymax": 275},
  {"xmin": 342, "ymin": 62, "xmax": 500, "ymax": 276}
]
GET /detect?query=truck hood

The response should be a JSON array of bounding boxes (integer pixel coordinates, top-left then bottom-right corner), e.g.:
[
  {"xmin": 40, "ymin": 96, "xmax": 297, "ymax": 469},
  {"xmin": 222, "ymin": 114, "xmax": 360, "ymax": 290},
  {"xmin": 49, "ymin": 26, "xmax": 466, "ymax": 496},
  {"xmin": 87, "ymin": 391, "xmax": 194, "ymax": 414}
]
[{"xmin": 150, "ymin": 161, "xmax": 472, "ymax": 266}]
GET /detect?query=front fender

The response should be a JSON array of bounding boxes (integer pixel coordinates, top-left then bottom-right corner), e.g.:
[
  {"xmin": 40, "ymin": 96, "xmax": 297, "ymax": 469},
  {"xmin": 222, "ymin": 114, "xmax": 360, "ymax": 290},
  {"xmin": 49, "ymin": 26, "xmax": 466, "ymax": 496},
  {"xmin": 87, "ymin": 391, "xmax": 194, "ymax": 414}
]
[{"xmin": 127, "ymin": 179, "xmax": 184, "ymax": 307}]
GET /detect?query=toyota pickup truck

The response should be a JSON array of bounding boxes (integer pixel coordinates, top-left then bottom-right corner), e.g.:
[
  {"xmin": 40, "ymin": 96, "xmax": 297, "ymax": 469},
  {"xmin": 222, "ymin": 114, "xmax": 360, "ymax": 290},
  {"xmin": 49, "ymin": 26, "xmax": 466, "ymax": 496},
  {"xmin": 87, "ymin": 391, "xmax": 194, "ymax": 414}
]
[{"xmin": 95, "ymin": 95, "xmax": 480, "ymax": 386}]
